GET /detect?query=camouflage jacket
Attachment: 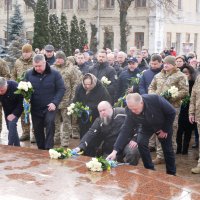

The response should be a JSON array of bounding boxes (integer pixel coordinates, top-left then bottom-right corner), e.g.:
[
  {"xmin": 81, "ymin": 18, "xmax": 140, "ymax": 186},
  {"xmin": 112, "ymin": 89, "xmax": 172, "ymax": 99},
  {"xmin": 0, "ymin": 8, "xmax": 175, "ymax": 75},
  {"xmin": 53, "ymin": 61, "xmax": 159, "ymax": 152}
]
[
  {"xmin": 11, "ymin": 54, "xmax": 34, "ymax": 81},
  {"xmin": 53, "ymin": 62, "xmax": 82, "ymax": 109},
  {"xmin": 148, "ymin": 68, "xmax": 189, "ymax": 108},
  {"xmin": 189, "ymin": 74, "xmax": 200, "ymax": 124},
  {"xmin": 0, "ymin": 58, "xmax": 10, "ymax": 79}
]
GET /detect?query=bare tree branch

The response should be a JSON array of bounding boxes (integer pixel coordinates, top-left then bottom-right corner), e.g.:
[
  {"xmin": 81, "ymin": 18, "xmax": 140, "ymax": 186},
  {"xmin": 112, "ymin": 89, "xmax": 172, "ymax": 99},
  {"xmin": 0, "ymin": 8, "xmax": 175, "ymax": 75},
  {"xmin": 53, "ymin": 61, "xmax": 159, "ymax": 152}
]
[{"xmin": 23, "ymin": 0, "xmax": 36, "ymax": 10}]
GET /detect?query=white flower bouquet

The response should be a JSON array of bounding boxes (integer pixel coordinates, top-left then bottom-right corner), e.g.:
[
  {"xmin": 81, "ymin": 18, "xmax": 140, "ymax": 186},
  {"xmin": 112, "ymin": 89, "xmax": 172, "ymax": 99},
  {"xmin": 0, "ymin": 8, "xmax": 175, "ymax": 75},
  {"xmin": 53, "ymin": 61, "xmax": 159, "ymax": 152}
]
[
  {"xmin": 161, "ymin": 86, "xmax": 179, "ymax": 100},
  {"xmin": 14, "ymin": 81, "xmax": 34, "ymax": 123},
  {"xmin": 67, "ymin": 102, "xmax": 92, "ymax": 124},
  {"xmin": 86, "ymin": 157, "xmax": 117, "ymax": 172},
  {"xmin": 49, "ymin": 148, "xmax": 82, "ymax": 159},
  {"xmin": 101, "ymin": 76, "xmax": 111, "ymax": 86}
]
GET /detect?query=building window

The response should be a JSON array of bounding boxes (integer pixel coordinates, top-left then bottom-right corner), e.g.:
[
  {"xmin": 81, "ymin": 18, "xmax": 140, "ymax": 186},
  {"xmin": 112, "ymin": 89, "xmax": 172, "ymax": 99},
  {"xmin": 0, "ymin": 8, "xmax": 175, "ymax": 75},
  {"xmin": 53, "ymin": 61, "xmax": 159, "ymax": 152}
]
[
  {"xmin": 135, "ymin": 32, "xmax": 144, "ymax": 49},
  {"xmin": 178, "ymin": 0, "xmax": 182, "ymax": 10},
  {"xmin": 194, "ymin": 33, "xmax": 198, "ymax": 52},
  {"xmin": 78, "ymin": 0, "xmax": 88, "ymax": 10},
  {"xmin": 63, "ymin": 0, "xmax": 73, "ymax": 9},
  {"xmin": 186, "ymin": 33, "xmax": 190, "ymax": 43},
  {"xmin": 176, "ymin": 33, "xmax": 181, "ymax": 54},
  {"xmin": 4, "ymin": 0, "xmax": 12, "ymax": 11},
  {"xmin": 166, "ymin": 32, "xmax": 172, "ymax": 48},
  {"xmin": 104, "ymin": 0, "xmax": 115, "ymax": 9},
  {"xmin": 48, "ymin": 0, "xmax": 56, "ymax": 10},
  {"xmin": 135, "ymin": 0, "xmax": 146, "ymax": 7}
]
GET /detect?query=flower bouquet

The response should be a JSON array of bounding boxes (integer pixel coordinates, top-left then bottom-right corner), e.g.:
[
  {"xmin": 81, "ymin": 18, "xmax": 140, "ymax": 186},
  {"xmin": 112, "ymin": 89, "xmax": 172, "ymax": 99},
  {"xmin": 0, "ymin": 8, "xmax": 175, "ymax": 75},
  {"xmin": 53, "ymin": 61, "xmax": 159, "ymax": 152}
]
[
  {"xmin": 67, "ymin": 102, "xmax": 92, "ymax": 124},
  {"xmin": 181, "ymin": 95, "xmax": 190, "ymax": 107},
  {"xmin": 101, "ymin": 76, "xmax": 111, "ymax": 87},
  {"xmin": 86, "ymin": 157, "xmax": 117, "ymax": 172},
  {"xmin": 14, "ymin": 81, "xmax": 34, "ymax": 123},
  {"xmin": 49, "ymin": 147, "xmax": 82, "ymax": 159},
  {"xmin": 114, "ymin": 95, "xmax": 126, "ymax": 108},
  {"xmin": 161, "ymin": 86, "xmax": 179, "ymax": 100},
  {"xmin": 128, "ymin": 73, "xmax": 142, "ymax": 86}
]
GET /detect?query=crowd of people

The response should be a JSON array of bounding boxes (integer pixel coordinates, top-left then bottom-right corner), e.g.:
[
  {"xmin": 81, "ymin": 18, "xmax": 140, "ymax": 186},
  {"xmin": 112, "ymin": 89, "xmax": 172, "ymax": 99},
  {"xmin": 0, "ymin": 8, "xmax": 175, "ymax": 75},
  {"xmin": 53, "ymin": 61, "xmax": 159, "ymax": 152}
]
[{"xmin": 0, "ymin": 43, "xmax": 200, "ymax": 175}]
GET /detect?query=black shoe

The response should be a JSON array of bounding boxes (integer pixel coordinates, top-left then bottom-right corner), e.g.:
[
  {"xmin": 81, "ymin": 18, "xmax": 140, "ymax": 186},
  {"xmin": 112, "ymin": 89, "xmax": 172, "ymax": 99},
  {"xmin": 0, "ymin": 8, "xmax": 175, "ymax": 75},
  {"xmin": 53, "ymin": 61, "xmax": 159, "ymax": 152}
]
[{"xmin": 192, "ymin": 143, "xmax": 199, "ymax": 148}]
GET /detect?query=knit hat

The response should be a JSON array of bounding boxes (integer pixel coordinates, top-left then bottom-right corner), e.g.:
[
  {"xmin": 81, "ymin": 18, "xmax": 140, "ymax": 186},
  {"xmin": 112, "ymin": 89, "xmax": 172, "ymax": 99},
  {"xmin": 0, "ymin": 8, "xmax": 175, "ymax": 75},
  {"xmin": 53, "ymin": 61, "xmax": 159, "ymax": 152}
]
[
  {"xmin": 164, "ymin": 55, "xmax": 176, "ymax": 66},
  {"xmin": 55, "ymin": 51, "xmax": 66, "ymax": 62},
  {"xmin": 22, "ymin": 44, "xmax": 32, "ymax": 53}
]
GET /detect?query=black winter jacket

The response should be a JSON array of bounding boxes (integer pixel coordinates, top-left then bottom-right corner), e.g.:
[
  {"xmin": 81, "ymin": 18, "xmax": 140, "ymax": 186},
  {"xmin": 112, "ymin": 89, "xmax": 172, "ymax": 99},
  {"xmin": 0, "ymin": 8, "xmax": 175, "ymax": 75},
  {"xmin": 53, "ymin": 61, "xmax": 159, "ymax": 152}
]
[
  {"xmin": 73, "ymin": 80, "xmax": 111, "ymax": 121},
  {"xmin": 114, "ymin": 94, "xmax": 176, "ymax": 152},
  {"xmin": 0, "ymin": 80, "xmax": 23, "ymax": 118},
  {"xmin": 25, "ymin": 63, "xmax": 65, "ymax": 117},
  {"xmin": 79, "ymin": 108, "xmax": 127, "ymax": 155}
]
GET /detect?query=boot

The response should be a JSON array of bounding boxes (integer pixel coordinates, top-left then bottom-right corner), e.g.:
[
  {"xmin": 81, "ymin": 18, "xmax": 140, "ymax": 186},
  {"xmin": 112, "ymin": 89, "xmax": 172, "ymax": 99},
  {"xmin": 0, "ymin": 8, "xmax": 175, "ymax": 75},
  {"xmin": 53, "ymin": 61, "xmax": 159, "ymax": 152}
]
[
  {"xmin": 19, "ymin": 134, "xmax": 30, "ymax": 141},
  {"xmin": 191, "ymin": 166, "xmax": 200, "ymax": 174},
  {"xmin": 152, "ymin": 157, "xmax": 165, "ymax": 165}
]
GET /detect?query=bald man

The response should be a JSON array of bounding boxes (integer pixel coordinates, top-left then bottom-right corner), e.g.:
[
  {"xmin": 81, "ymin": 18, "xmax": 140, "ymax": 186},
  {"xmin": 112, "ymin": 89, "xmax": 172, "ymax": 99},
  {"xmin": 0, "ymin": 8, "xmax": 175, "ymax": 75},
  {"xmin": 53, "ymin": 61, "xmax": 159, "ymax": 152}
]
[
  {"xmin": 107, "ymin": 93, "xmax": 176, "ymax": 175},
  {"xmin": 73, "ymin": 101, "xmax": 140, "ymax": 165}
]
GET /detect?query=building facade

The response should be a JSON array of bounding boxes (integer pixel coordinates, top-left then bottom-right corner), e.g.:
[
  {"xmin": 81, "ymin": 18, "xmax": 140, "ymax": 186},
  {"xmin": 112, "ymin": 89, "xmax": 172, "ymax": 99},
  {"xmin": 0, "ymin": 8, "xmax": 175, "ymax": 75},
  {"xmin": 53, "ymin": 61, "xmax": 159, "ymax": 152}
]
[{"xmin": 0, "ymin": 0, "xmax": 199, "ymax": 57}]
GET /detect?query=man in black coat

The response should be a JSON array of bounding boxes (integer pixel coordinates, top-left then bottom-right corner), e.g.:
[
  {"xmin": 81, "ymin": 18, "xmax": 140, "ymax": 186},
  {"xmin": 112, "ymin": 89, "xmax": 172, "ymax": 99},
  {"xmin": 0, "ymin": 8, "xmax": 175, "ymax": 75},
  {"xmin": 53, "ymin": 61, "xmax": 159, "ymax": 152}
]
[
  {"xmin": 0, "ymin": 77, "xmax": 23, "ymax": 146},
  {"xmin": 25, "ymin": 54, "xmax": 65, "ymax": 150},
  {"xmin": 107, "ymin": 93, "xmax": 176, "ymax": 175},
  {"xmin": 73, "ymin": 101, "xmax": 140, "ymax": 165},
  {"xmin": 89, "ymin": 49, "xmax": 117, "ymax": 104}
]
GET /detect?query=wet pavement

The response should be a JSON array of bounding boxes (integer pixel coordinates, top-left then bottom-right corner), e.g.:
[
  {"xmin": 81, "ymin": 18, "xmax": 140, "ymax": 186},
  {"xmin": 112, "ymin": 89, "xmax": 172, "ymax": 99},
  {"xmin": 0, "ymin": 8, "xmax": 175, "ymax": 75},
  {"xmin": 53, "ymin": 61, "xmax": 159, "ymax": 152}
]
[{"xmin": 1, "ymin": 120, "xmax": 200, "ymax": 199}]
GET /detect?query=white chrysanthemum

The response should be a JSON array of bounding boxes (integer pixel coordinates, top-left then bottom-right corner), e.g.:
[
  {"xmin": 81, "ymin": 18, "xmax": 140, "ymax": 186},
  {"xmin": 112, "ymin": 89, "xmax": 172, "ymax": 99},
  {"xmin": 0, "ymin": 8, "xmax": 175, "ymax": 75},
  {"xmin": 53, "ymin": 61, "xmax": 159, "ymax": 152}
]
[
  {"xmin": 27, "ymin": 81, "xmax": 32, "ymax": 89},
  {"xmin": 49, "ymin": 149, "xmax": 61, "ymax": 159},
  {"xmin": 70, "ymin": 103, "xmax": 75, "ymax": 108},
  {"xmin": 101, "ymin": 76, "xmax": 111, "ymax": 85},
  {"xmin": 18, "ymin": 81, "xmax": 28, "ymax": 91},
  {"xmin": 168, "ymin": 86, "xmax": 179, "ymax": 98},
  {"xmin": 86, "ymin": 158, "xmax": 103, "ymax": 172},
  {"xmin": 67, "ymin": 111, "xmax": 72, "ymax": 116}
]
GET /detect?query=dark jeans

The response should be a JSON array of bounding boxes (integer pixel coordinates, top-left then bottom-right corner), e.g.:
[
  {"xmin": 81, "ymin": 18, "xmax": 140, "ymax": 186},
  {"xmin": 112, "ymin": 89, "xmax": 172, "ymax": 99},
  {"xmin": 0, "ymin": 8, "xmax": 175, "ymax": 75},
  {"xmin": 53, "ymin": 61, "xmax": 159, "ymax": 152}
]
[
  {"xmin": 137, "ymin": 130, "xmax": 176, "ymax": 175},
  {"xmin": 32, "ymin": 111, "xmax": 56, "ymax": 150},
  {"xmin": 6, "ymin": 117, "xmax": 20, "ymax": 146}
]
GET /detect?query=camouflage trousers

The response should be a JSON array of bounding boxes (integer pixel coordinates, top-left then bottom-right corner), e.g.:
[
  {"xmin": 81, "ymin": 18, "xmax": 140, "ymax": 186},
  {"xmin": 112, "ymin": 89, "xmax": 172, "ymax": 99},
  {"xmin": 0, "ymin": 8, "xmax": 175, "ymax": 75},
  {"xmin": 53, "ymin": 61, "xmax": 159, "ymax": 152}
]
[
  {"xmin": 197, "ymin": 123, "xmax": 200, "ymax": 167},
  {"xmin": 156, "ymin": 107, "xmax": 180, "ymax": 159},
  {"xmin": 71, "ymin": 115, "xmax": 80, "ymax": 139},
  {"xmin": 20, "ymin": 113, "xmax": 35, "ymax": 140},
  {"xmin": 54, "ymin": 108, "xmax": 72, "ymax": 147},
  {"xmin": 149, "ymin": 134, "xmax": 156, "ymax": 148}
]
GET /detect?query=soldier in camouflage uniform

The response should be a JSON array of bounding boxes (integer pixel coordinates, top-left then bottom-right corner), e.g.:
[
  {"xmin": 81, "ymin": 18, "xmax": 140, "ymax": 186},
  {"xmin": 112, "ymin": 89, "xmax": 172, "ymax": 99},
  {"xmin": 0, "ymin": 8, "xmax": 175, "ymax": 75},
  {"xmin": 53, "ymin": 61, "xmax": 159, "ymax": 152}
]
[
  {"xmin": 67, "ymin": 56, "xmax": 83, "ymax": 139},
  {"xmin": 148, "ymin": 55, "xmax": 189, "ymax": 164},
  {"xmin": 189, "ymin": 74, "xmax": 200, "ymax": 173},
  {"xmin": 0, "ymin": 58, "xmax": 10, "ymax": 133},
  {"xmin": 11, "ymin": 44, "xmax": 35, "ymax": 142},
  {"xmin": 53, "ymin": 52, "xmax": 82, "ymax": 147}
]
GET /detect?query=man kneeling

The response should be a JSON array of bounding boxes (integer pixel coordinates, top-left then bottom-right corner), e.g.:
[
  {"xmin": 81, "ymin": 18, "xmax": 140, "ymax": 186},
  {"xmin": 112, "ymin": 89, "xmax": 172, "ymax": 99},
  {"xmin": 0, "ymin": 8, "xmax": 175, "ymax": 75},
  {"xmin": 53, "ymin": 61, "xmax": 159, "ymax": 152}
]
[{"xmin": 73, "ymin": 101, "xmax": 140, "ymax": 165}]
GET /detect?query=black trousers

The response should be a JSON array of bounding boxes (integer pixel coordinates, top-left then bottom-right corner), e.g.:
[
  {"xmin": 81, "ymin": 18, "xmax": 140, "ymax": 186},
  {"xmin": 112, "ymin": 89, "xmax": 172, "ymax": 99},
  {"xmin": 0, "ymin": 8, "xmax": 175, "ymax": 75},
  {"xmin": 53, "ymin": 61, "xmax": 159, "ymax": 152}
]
[{"xmin": 32, "ymin": 110, "xmax": 56, "ymax": 150}]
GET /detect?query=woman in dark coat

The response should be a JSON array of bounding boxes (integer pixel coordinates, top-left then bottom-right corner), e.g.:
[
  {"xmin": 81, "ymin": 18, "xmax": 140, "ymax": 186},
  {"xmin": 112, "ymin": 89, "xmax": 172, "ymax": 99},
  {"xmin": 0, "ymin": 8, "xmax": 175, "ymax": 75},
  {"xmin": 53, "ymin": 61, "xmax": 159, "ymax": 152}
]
[
  {"xmin": 176, "ymin": 65, "xmax": 196, "ymax": 154},
  {"xmin": 73, "ymin": 73, "xmax": 111, "ymax": 156}
]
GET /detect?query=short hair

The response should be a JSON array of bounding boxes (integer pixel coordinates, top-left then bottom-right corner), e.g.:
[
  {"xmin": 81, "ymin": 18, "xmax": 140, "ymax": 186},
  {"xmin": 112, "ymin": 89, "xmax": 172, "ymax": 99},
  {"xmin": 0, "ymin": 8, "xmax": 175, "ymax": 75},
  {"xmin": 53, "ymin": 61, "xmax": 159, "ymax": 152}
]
[
  {"xmin": 118, "ymin": 51, "xmax": 127, "ymax": 58},
  {"xmin": 126, "ymin": 93, "xmax": 143, "ymax": 104},
  {"xmin": 0, "ymin": 77, "xmax": 7, "ymax": 88},
  {"xmin": 98, "ymin": 49, "xmax": 107, "ymax": 54},
  {"xmin": 151, "ymin": 54, "xmax": 162, "ymax": 63},
  {"xmin": 33, "ymin": 54, "xmax": 45, "ymax": 63},
  {"xmin": 98, "ymin": 101, "xmax": 112, "ymax": 110},
  {"xmin": 77, "ymin": 53, "xmax": 84, "ymax": 57}
]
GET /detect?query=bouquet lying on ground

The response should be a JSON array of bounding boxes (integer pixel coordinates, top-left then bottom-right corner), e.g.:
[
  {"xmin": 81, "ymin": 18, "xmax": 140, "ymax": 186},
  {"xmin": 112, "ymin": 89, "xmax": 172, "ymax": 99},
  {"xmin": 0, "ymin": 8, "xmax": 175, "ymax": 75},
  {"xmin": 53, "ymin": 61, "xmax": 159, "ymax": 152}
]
[
  {"xmin": 14, "ymin": 81, "xmax": 34, "ymax": 123},
  {"xmin": 86, "ymin": 157, "xmax": 117, "ymax": 172},
  {"xmin": 67, "ymin": 102, "xmax": 92, "ymax": 124},
  {"xmin": 49, "ymin": 148, "xmax": 82, "ymax": 159},
  {"xmin": 161, "ymin": 86, "xmax": 179, "ymax": 100},
  {"xmin": 101, "ymin": 76, "xmax": 111, "ymax": 87}
]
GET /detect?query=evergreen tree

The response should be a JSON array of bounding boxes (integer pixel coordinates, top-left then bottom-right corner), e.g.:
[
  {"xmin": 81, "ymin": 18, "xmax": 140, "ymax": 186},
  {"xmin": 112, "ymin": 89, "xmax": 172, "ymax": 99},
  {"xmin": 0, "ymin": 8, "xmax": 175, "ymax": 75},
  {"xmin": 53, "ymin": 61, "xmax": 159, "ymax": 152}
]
[
  {"xmin": 90, "ymin": 23, "xmax": 98, "ymax": 54},
  {"xmin": 5, "ymin": 36, "xmax": 25, "ymax": 70},
  {"xmin": 49, "ymin": 14, "xmax": 61, "ymax": 50},
  {"xmin": 79, "ymin": 19, "xmax": 88, "ymax": 51},
  {"xmin": 32, "ymin": 0, "xmax": 49, "ymax": 50},
  {"xmin": 60, "ymin": 13, "xmax": 71, "ymax": 56},
  {"xmin": 8, "ymin": 1, "xmax": 24, "ymax": 41},
  {"xmin": 70, "ymin": 15, "xmax": 80, "ymax": 54}
]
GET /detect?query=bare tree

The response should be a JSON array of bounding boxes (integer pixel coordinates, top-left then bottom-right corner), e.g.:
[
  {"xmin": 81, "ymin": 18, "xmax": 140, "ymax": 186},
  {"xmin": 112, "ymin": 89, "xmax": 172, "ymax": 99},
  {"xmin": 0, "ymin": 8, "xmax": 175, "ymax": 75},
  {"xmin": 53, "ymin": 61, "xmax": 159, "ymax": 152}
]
[
  {"xmin": 117, "ymin": 0, "xmax": 175, "ymax": 52},
  {"xmin": 23, "ymin": 0, "xmax": 36, "ymax": 10}
]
